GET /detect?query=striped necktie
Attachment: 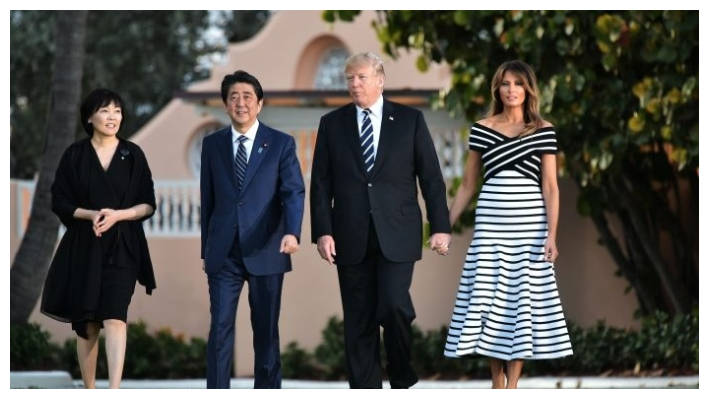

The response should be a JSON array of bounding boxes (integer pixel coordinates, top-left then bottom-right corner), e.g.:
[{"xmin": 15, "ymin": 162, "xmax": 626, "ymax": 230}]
[
  {"xmin": 360, "ymin": 108, "xmax": 374, "ymax": 175},
  {"xmin": 235, "ymin": 135, "xmax": 248, "ymax": 190}
]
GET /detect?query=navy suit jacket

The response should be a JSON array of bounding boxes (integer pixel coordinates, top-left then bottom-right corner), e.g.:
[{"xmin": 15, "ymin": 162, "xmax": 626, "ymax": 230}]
[
  {"xmin": 310, "ymin": 99, "xmax": 451, "ymax": 265},
  {"xmin": 200, "ymin": 122, "xmax": 305, "ymax": 275}
]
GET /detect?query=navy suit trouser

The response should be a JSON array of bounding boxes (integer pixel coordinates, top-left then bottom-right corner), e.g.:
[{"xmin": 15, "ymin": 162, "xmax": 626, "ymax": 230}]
[{"xmin": 206, "ymin": 240, "xmax": 284, "ymax": 389}]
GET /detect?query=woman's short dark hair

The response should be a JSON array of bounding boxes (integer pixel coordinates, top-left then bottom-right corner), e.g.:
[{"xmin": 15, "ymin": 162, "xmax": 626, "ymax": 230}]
[
  {"xmin": 80, "ymin": 88, "xmax": 126, "ymax": 137},
  {"xmin": 220, "ymin": 70, "xmax": 264, "ymax": 104}
]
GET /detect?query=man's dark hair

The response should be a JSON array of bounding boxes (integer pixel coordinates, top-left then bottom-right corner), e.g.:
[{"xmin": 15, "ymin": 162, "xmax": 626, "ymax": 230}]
[{"xmin": 220, "ymin": 70, "xmax": 264, "ymax": 104}]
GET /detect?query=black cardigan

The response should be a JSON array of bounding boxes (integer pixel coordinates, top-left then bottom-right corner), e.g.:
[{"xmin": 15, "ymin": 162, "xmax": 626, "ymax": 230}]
[{"xmin": 41, "ymin": 138, "xmax": 157, "ymax": 324}]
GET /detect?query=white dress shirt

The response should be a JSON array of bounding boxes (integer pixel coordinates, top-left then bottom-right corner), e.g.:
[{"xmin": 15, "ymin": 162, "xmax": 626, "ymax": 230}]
[
  {"xmin": 356, "ymin": 95, "xmax": 384, "ymax": 159},
  {"xmin": 231, "ymin": 120, "xmax": 259, "ymax": 162}
]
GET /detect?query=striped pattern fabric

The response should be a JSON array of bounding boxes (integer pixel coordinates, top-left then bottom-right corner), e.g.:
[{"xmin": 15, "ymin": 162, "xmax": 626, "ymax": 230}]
[
  {"xmin": 360, "ymin": 108, "xmax": 375, "ymax": 175},
  {"xmin": 444, "ymin": 123, "xmax": 573, "ymax": 361},
  {"xmin": 235, "ymin": 135, "xmax": 248, "ymax": 190}
]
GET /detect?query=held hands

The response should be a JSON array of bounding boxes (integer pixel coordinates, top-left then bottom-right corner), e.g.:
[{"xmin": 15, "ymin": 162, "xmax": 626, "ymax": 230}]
[
  {"xmin": 429, "ymin": 233, "xmax": 452, "ymax": 256},
  {"xmin": 92, "ymin": 208, "xmax": 126, "ymax": 237},
  {"xmin": 91, "ymin": 211, "xmax": 103, "ymax": 237},
  {"xmin": 316, "ymin": 235, "xmax": 336, "ymax": 265},
  {"xmin": 280, "ymin": 234, "xmax": 299, "ymax": 254}
]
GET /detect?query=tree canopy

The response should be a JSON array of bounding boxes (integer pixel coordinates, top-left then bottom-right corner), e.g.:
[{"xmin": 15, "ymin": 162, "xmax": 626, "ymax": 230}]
[
  {"xmin": 10, "ymin": 11, "xmax": 222, "ymax": 178},
  {"xmin": 10, "ymin": 11, "xmax": 88, "ymax": 324},
  {"xmin": 222, "ymin": 10, "xmax": 271, "ymax": 43},
  {"xmin": 325, "ymin": 10, "xmax": 698, "ymax": 316}
]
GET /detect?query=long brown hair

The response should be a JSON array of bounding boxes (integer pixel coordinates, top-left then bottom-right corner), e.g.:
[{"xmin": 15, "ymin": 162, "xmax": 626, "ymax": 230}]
[{"xmin": 485, "ymin": 60, "xmax": 543, "ymax": 135}]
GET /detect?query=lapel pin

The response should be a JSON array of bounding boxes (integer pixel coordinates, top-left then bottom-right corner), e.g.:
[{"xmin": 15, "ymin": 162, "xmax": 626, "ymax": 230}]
[{"xmin": 389, "ymin": 116, "xmax": 394, "ymax": 121}]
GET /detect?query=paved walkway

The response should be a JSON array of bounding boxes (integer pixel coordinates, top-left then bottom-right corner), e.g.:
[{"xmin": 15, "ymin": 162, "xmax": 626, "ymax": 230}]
[{"xmin": 10, "ymin": 371, "xmax": 699, "ymax": 389}]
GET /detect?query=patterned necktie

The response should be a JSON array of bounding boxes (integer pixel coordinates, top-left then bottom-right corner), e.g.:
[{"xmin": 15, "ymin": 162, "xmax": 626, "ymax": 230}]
[
  {"xmin": 235, "ymin": 135, "xmax": 248, "ymax": 190},
  {"xmin": 360, "ymin": 108, "xmax": 374, "ymax": 175}
]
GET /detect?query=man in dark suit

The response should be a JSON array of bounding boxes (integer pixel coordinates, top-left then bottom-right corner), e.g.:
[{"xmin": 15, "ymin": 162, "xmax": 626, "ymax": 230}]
[
  {"xmin": 201, "ymin": 70, "xmax": 305, "ymax": 389},
  {"xmin": 310, "ymin": 52, "xmax": 452, "ymax": 389}
]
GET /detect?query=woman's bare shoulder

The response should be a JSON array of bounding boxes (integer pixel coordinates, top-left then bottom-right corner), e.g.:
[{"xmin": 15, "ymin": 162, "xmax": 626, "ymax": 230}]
[
  {"xmin": 475, "ymin": 117, "xmax": 495, "ymax": 129},
  {"xmin": 540, "ymin": 119, "xmax": 554, "ymax": 128}
]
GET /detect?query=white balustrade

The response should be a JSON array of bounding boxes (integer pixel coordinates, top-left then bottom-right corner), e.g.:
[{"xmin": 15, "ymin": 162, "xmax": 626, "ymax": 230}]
[{"xmin": 143, "ymin": 180, "xmax": 200, "ymax": 237}]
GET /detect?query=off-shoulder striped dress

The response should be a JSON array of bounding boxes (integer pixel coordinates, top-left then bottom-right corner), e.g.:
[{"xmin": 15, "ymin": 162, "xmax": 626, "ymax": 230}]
[{"xmin": 444, "ymin": 123, "xmax": 573, "ymax": 361}]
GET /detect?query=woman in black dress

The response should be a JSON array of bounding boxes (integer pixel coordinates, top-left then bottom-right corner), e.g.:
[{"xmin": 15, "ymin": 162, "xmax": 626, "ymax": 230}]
[{"xmin": 41, "ymin": 89, "xmax": 156, "ymax": 388}]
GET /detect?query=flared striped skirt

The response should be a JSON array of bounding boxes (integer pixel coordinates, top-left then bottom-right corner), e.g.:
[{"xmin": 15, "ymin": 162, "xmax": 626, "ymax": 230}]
[{"xmin": 444, "ymin": 170, "xmax": 573, "ymax": 360}]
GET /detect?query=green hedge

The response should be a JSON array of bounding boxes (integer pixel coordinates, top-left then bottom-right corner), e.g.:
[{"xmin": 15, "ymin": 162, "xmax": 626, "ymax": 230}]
[
  {"xmin": 11, "ymin": 309, "xmax": 697, "ymax": 380},
  {"xmin": 282, "ymin": 309, "xmax": 699, "ymax": 380},
  {"xmin": 11, "ymin": 321, "xmax": 206, "ymax": 379},
  {"xmin": 10, "ymin": 322, "xmax": 61, "ymax": 371}
]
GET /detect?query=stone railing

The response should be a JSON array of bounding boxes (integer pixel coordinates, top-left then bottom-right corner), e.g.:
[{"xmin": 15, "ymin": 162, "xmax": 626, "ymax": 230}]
[{"xmin": 144, "ymin": 180, "xmax": 201, "ymax": 236}]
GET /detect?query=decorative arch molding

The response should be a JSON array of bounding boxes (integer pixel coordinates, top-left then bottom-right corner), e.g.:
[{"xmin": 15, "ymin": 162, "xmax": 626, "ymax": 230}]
[
  {"xmin": 294, "ymin": 35, "xmax": 350, "ymax": 89},
  {"xmin": 187, "ymin": 121, "xmax": 225, "ymax": 178}
]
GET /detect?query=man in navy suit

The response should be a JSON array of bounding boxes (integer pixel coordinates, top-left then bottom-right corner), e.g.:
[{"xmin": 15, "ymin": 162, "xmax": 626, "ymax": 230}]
[
  {"xmin": 200, "ymin": 70, "xmax": 305, "ymax": 389},
  {"xmin": 310, "ymin": 52, "xmax": 452, "ymax": 388}
]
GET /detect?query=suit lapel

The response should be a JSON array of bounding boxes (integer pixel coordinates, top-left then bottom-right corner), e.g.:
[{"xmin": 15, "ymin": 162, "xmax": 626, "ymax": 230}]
[
  {"xmin": 217, "ymin": 128, "xmax": 239, "ymax": 190},
  {"xmin": 344, "ymin": 104, "xmax": 368, "ymax": 176},
  {"xmin": 241, "ymin": 122, "xmax": 272, "ymax": 192},
  {"xmin": 370, "ymin": 100, "xmax": 395, "ymax": 179}
]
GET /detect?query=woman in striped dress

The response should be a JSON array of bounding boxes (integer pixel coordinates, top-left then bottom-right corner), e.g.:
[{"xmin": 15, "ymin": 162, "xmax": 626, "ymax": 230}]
[{"xmin": 444, "ymin": 60, "xmax": 573, "ymax": 388}]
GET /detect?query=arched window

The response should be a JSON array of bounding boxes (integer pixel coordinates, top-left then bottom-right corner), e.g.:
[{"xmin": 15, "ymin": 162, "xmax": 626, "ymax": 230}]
[
  {"xmin": 188, "ymin": 122, "xmax": 225, "ymax": 178},
  {"xmin": 313, "ymin": 47, "xmax": 349, "ymax": 90}
]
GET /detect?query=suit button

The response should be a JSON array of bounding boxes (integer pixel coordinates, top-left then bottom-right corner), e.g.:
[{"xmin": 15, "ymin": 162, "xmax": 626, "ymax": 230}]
[{"xmin": 367, "ymin": 183, "xmax": 372, "ymax": 187}]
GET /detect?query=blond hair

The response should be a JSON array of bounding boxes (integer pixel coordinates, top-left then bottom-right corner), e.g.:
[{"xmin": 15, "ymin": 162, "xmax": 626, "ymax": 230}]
[{"xmin": 344, "ymin": 52, "xmax": 385, "ymax": 77}]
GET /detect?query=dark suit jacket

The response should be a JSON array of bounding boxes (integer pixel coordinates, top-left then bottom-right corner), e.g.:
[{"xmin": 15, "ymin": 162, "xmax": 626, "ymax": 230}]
[
  {"xmin": 201, "ymin": 122, "xmax": 305, "ymax": 275},
  {"xmin": 310, "ymin": 99, "xmax": 451, "ymax": 265}
]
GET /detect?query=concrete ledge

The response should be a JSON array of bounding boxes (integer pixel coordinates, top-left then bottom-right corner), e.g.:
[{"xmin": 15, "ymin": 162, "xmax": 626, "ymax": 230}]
[
  {"xmin": 10, "ymin": 373, "xmax": 698, "ymax": 389},
  {"xmin": 10, "ymin": 371, "xmax": 76, "ymax": 389},
  {"xmin": 98, "ymin": 376, "xmax": 699, "ymax": 389}
]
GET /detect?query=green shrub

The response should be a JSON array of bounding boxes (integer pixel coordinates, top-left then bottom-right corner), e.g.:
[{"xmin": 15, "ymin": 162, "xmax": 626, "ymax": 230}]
[
  {"xmin": 634, "ymin": 309, "xmax": 699, "ymax": 372},
  {"xmin": 11, "ymin": 320, "xmax": 207, "ymax": 379},
  {"xmin": 123, "ymin": 321, "xmax": 207, "ymax": 379},
  {"xmin": 313, "ymin": 316, "xmax": 348, "ymax": 380},
  {"xmin": 281, "ymin": 341, "xmax": 319, "ymax": 379},
  {"xmin": 301, "ymin": 310, "xmax": 698, "ymax": 380},
  {"xmin": 11, "ymin": 309, "xmax": 698, "ymax": 380},
  {"xmin": 557, "ymin": 320, "xmax": 636, "ymax": 374},
  {"xmin": 10, "ymin": 323, "xmax": 62, "ymax": 371}
]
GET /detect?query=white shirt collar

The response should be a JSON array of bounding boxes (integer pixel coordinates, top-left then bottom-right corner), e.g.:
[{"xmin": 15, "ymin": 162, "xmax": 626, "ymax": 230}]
[
  {"xmin": 231, "ymin": 120, "xmax": 259, "ymax": 143},
  {"xmin": 356, "ymin": 95, "xmax": 384, "ymax": 119}
]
